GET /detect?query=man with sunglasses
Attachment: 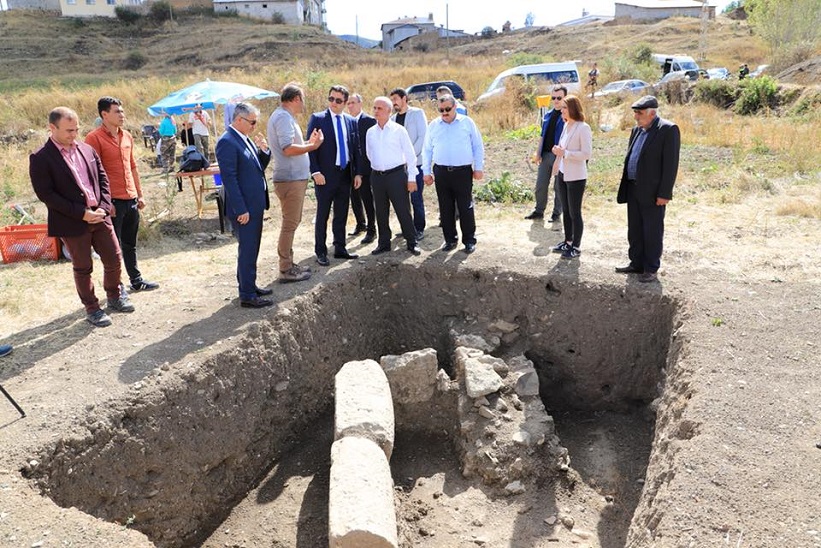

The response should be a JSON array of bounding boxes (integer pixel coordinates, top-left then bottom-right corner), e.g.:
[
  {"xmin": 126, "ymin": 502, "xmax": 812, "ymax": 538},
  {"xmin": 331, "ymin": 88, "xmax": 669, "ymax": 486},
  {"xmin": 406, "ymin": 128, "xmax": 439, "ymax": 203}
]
[
  {"xmin": 307, "ymin": 85, "xmax": 363, "ymax": 267},
  {"xmin": 525, "ymin": 85, "xmax": 567, "ymax": 222},
  {"xmin": 422, "ymin": 95, "xmax": 484, "ymax": 254},
  {"xmin": 216, "ymin": 102, "xmax": 273, "ymax": 308}
]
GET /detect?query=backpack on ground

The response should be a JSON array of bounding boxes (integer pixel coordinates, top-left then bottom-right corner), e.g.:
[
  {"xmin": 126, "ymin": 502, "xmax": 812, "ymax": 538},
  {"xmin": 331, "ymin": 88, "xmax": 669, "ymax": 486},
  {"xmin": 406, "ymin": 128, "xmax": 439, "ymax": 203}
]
[{"xmin": 179, "ymin": 145, "xmax": 209, "ymax": 172}]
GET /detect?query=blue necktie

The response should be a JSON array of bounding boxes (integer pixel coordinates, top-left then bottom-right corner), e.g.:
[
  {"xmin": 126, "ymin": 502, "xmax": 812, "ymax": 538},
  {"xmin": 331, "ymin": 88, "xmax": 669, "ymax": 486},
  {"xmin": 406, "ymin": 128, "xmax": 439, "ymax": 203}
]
[{"xmin": 335, "ymin": 115, "xmax": 347, "ymax": 169}]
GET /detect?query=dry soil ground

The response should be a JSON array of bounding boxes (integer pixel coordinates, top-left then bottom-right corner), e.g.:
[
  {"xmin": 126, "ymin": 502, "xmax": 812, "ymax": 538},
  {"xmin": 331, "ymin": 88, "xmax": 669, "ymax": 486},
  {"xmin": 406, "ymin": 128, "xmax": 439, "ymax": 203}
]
[{"xmin": 0, "ymin": 136, "xmax": 819, "ymax": 547}]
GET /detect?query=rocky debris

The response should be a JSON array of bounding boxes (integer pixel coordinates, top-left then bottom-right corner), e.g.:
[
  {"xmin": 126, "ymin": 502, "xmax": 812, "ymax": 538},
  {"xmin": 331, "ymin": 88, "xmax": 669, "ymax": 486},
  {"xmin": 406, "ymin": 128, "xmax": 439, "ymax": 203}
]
[
  {"xmin": 380, "ymin": 348, "xmax": 437, "ymax": 404},
  {"xmin": 456, "ymin": 348, "xmax": 504, "ymax": 398},
  {"xmin": 334, "ymin": 359, "xmax": 395, "ymax": 459},
  {"xmin": 450, "ymin": 331, "xmax": 500, "ymax": 353},
  {"xmin": 504, "ymin": 480, "xmax": 526, "ymax": 495}
]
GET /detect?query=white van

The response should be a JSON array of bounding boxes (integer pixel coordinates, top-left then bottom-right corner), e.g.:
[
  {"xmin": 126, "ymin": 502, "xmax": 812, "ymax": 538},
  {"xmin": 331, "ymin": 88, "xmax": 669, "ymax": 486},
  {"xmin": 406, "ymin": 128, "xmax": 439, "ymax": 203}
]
[
  {"xmin": 652, "ymin": 54, "xmax": 700, "ymax": 81},
  {"xmin": 477, "ymin": 62, "xmax": 581, "ymax": 102}
]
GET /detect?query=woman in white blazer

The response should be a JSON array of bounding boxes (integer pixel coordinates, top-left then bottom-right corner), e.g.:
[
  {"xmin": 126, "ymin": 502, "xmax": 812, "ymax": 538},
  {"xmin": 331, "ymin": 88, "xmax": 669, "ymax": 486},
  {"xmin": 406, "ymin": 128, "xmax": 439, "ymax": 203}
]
[{"xmin": 550, "ymin": 95, "xmax": 592, "ymax": 259}]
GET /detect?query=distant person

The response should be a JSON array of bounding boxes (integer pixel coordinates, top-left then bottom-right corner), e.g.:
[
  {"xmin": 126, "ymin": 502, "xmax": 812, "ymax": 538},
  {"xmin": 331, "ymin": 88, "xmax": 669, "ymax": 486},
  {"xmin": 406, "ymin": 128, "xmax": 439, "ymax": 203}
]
[
  {"xmin": 390, "ymin": 87, "xmax": 427, "ymax": 240},
  {"xmin": 550, "ymin": 95, "xmax": 592, "ymax": 260},
  {"xmin": 587, "ymin": 62, "xmax": 599, "ymax": 88},
  {"xmin": 525, "ymin": 85, "xmax": 567, "ymax": 222},
  {"xmin": 180, "ymin": 120, "xmax": 195, "ymax": 148},
  {"xmin": 436, "ymin": 85, "xmax": 467, "ymax": 115},
  {"xmin": 307, "ymin": 84, "xmax": 363, "ymax": 267},
  {"xmin": 366, "ymin": 96, "xmax": 421, "ymax": 257},
  {"xmin": 739, "ymin": 63, "xmax": 750, "ymax": 80},
  {"xmin": 616, "ymin": 95, "xmax": 680, "ymax": 283},
  {"xmin": 266, "ymin": 82, "xmax": 324, "ymax": 284},
  {"xmin": 216, "ymin": 102, "xmax": 273, "ymax": 307},
  {"xmin": 188, "ymin": 104, "xmax": 211, "ymax": 159},
  {"xmin": 346, "ymin": 93, "xmax": 377, "ymax": 244},
  {"xmin": 158, "ymin": 112, "xmax": 177, "ymax": 173},
  {"xmin": 30, "ymin": 107, "xmax": 134, "ymax": 327},
  {"xmin": 422, "ymin": 94, "xmax": 484, "ymax": 254},
  {"xmin": 85, "ymin": 96, "xmax": 159, "ymax": 293}
]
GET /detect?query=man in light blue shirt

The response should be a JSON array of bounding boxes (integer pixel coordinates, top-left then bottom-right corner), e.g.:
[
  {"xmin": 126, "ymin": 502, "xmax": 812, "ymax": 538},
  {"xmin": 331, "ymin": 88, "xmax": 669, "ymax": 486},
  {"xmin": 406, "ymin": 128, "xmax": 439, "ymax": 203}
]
[{"xmin": 422, "ymin": 95, "xmax": 484, "ymax": 254}]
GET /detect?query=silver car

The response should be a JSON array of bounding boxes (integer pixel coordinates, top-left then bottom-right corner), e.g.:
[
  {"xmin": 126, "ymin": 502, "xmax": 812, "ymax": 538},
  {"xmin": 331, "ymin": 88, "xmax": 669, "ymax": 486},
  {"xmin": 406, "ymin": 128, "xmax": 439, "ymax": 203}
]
[{"xmin": 595, "ymin": 79, "xmax": 652, "ymax": 97}]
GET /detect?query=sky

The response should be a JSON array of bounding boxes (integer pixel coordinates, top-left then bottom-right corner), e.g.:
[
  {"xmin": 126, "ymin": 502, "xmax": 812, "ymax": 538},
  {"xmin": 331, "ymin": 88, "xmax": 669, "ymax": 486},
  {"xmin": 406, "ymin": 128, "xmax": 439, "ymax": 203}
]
[{"xmin": 324, "ymin": 1, "xmax": 737, "ymax": 40}]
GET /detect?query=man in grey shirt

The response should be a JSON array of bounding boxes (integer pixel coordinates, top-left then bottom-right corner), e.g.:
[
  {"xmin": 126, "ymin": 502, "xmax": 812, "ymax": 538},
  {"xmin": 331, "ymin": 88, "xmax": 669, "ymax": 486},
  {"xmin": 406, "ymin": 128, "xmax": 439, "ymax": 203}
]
[{"xmin": 266, "ymin": 83, "xmax": 324, "ymax": 283}]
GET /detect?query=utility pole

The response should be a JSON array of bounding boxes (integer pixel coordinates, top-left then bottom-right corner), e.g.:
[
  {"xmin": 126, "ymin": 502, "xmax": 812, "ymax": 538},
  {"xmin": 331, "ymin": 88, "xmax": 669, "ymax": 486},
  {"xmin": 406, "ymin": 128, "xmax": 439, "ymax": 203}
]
[
  {"xmin": 356, "ymin": 15, "xmax": 359, "ymax": 46},
  {"xmin": 699, "ymin": 0, "xmax": 709, "ymax": 62},
  {"xmin": 446, "ymin": 4, "xmax": 449, "ymax": 61}
]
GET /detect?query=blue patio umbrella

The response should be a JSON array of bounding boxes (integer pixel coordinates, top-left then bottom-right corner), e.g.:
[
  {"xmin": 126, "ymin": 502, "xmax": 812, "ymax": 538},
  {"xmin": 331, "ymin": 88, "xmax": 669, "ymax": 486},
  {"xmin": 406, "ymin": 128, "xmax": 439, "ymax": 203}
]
[{"xmin": 146, "ymin": 80, "xmax": 279, "ymax": 116}]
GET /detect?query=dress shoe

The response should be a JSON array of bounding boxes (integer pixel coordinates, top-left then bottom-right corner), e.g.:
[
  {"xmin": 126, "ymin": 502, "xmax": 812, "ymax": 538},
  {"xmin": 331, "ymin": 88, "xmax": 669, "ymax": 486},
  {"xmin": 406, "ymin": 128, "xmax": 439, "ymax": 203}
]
[
  {"xmin": 361, "ymin": 232, "xmax": 376, "ymax": 245},
  {"xmin": 548, "ymin": 214, "xmax": 561, "ymax": 223},
  {"xmin": 316, "ymin": 254, "xmax": 330, "ymax": 266},
  {"xmin": 416, "ymin": 230, "xmax": 425, "ymax": 241},
  {"xmin": 463, "ymin": 243, "xmax": 476, "ymax": 254},
  {"xmin": 86, "ymin": 309, "xmax": 112, "ymax": 327},
  {"xmin": 107, "ymin": 295, "xmax": 135, "ymax": 313},
  {"xmin": 334, "ymin": 249, "xmax": 359, "ymax": 260},
  {"xmin": 638, "ymin": 272, "xmax": 658, "ymax": 283},
  {"xmin": 524, "ymin": 211, "xmax": 544, "ymax": 220},
  {"xmin": 240, "ymin": 296, "xmax": 274, "ymax": 308},
  {"xmin": 371, "ymin": 246, "xmax": 391, "ymax": 255},
  {"xmin": 407, "ymin": 245, "xmax": 422, "ymax": 256},
  {"xmin": 348, "ymin": 225, "xmax": 367, "ymax": 236},
  {"xmin": 255, "ymin": 287, "xmax": 274, "ymax": 296},
  {"xmin": 615, "ymin": 264, "xmax": 643, "ymax": 274},
  {"xmin": 440, "ymin": 241, "xmax": 458, "ymax": 252}
]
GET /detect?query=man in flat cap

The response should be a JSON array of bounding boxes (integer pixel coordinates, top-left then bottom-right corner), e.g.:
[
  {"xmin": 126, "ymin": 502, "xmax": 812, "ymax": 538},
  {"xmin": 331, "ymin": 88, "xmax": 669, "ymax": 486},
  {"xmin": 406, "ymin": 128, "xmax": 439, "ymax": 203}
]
[{"xmin": 615, "ymin": 95, "xmax": 680, "ymax": 283}]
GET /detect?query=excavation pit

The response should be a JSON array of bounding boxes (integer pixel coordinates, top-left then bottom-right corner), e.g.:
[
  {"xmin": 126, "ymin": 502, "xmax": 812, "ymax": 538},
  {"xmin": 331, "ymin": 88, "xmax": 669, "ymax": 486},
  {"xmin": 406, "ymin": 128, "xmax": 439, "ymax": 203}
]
[{"xmin": 26, "ymin": 264, "xmax": 681, "ymax": 547}]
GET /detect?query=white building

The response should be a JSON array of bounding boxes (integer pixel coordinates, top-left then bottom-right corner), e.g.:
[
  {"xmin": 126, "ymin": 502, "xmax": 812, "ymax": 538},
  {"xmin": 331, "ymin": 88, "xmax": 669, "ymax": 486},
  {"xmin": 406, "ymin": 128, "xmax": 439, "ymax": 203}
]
[
  {"xmin": 213, "ymin": 0, "xmax": 323, "ymax": 26},
  {"xmin": 615, "ymin": 0, "xmax": 715, "ymax": 21}
]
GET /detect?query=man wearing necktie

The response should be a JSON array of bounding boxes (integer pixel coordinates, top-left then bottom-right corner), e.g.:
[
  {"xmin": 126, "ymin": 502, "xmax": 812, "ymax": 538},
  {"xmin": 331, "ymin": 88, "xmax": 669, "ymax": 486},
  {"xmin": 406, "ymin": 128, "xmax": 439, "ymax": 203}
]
[
  {"xmin": 307, "ymin": 85, "xmax": 363, "ymax": 267},
  {"xmin": 215, "ymin": 102, "xmax": 273, "ymax": 308},
  {"xmin": 29, "ymin": 106, "xmax": 134, "ymax": 327}
]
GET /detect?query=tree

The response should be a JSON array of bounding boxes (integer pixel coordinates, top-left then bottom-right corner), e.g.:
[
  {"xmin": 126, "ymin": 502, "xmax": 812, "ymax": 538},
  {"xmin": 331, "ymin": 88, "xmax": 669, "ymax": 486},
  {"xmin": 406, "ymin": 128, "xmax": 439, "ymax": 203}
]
[{"xmin": 745, "ymin": 0, "xmax": 821, "ymax": 69}]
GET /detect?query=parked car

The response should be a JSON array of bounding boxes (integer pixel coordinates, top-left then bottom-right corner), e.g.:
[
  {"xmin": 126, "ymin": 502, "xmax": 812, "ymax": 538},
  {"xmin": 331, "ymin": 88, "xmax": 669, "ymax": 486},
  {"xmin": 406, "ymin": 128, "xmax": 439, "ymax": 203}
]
[
  {"xmin": 594, "ymin": 79, "xmax": 652, "ymax": 97},
  {"xmin": 750, "ymin": 64, "xmax": 770, "ymax": 78},
  {"xmin": 652, "ymin": 70, "xmax": 689, "ymax": 95},
  {"xmin": 706, "ymin": 67, "xmax": 731, "ymax": 80},
  {"xmin": 405, "ymin": 80, "xmax": 466, "ymax": 102},
  {"xmin": 477, "ymin": 62, "xmax": 581, "ymax": 103}
]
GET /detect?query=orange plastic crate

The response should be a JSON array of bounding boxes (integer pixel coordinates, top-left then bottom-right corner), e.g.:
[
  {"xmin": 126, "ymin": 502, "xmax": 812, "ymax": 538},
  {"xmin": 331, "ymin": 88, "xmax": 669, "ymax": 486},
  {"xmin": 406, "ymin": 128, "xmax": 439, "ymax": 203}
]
[{"xmin": 0, "ymin": 224, "xmax": 61, "ymax": 264}]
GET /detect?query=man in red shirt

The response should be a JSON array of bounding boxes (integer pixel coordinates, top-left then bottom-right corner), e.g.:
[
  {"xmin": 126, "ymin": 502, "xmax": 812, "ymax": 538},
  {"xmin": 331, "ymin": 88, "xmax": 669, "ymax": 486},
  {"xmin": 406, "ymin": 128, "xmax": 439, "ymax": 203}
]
[{"xmin": 86, "ymin": 97, "xmax": 159, "ymax": 292}]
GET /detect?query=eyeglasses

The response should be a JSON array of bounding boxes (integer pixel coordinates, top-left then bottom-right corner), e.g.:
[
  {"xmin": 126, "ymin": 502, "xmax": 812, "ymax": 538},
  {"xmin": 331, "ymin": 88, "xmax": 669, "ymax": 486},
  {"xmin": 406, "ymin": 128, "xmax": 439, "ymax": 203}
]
[
  {"xmin": 328, "ymin": 97, "xmax": 345, "ymax": 104},
  {"xmin": 438, "ymin": 106, "xmax": 453, "ymax": 113},
  {"xmin": 551, "ymin": 96, "xmax": 563, "ymax": 100},
  {"xmin": 240, "ymin": 117, "xmax": 257, "ymax": 126}
]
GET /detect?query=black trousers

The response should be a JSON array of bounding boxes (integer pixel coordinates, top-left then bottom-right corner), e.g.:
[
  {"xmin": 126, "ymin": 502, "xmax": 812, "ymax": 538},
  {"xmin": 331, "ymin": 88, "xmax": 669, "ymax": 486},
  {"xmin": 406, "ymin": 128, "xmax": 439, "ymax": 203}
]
[
  {"xmin": 555, "ymin": 172, "xmax": 586, "ymax": 248},
  {"xmin": 111, "ymin": 198, "xmax": 143, "ymax": 284},
  {"xmin": 626, "ymin": 185, "xmax": 666, "ymax": 273},
  {"xmin": 434, "ymin": 165, "xmax": 476, "ymax": 245},
  {"xmin": 350, "ymin": 174, "xmax": 375, "ymax": 233},
  {"xmin": 371, "ymin": 167, "xmax": 416, "ymax": 248},
  {"xmin": 314, "ymin": 173, "xmax": 351, "ymax": 256}
]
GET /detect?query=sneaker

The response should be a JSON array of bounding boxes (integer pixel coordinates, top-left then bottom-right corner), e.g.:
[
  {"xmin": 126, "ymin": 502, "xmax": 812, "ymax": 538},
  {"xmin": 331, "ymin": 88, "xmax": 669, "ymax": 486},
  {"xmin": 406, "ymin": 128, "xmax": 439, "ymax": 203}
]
[
  {"xmin": 561, "ymin": 246, "xmax": 581, "ymax": 259},
  {"xmin": 130, "ymin": 279, "xmax": 159, "ymax": 292},
  {"xmin": 279, "ymin": 266, "xmax": 311, "ymax": 284},
  {"xmin": 552, "ymin": 241, "xmax": 571, "ymax": 254},
  {"xmin": 416, "ymin": 230, "xmax": 425, "ymax": 241},
  {"xmin": 87, "ymin": 309, "xmax": 113, "ymax": 327},
  {"xmin": 108, "ymin": 294, "xmax": 135, "ymax": 313}
]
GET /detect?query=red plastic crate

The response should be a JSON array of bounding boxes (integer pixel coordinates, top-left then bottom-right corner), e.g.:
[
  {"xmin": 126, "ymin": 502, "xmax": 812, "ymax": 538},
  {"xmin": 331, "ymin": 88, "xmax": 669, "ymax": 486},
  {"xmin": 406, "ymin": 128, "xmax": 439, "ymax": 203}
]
[{"xmin": 0, "ymin": 224, "xmax": 61, "ymax": 264}]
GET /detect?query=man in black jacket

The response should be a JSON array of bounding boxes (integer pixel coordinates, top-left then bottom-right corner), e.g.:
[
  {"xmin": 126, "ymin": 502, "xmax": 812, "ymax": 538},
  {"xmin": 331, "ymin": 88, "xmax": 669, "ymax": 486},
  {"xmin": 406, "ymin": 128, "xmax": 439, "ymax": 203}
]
[
  {"xmin": 616, "ymin": 96, "xmax": 680, "ymax": 283},
  {"xmin": 525, "ymin": 85, "xmax": 567, "ymax": 222}
]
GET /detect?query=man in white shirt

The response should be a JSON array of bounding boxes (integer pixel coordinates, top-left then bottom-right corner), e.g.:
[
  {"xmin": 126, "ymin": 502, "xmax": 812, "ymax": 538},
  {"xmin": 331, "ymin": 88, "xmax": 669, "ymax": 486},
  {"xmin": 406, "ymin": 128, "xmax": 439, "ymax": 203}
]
[
  {"xmin": 366, "ymin": 96, "xmax": 421, "ymax": 256},
  {"xmin": 188, "ymin": 104, "xmax": 211, "ymax": 160}
]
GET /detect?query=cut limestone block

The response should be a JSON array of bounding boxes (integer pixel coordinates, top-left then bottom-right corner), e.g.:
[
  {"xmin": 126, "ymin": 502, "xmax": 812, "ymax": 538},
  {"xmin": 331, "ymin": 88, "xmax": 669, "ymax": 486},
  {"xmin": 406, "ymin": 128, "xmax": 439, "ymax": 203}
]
[
  {"xmin": 334, "ymin": 359, "xmax": 395, "ymax": 459},
  {"xmin": 329, "ymin": 437, "xmax": 398, "ymax": 548},
  {"xmin": 380, "ymin": 348, "xmax": 438, "ymax": 405}
]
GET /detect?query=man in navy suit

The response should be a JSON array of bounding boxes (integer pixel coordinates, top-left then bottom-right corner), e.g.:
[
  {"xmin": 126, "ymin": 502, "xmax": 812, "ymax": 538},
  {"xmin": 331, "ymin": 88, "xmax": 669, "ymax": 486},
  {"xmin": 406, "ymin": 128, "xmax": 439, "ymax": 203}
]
[
  {"xmin": 30, "ymin": 106, "xmax": 134, "ymax": 328},
  {"xmin": 307, "ymin": 85, "xmax": 363, "ymax": 266},
  {"xmin": 616, "ymin": 95, "xmax": 680, "ymax": 283},
  {"xmin": 215, "ymin": 102, "xmax": 273, "ymax": 307},
  {"xmin": 346, "ymin": 93, "xmax": 377, "ymax": 244}
]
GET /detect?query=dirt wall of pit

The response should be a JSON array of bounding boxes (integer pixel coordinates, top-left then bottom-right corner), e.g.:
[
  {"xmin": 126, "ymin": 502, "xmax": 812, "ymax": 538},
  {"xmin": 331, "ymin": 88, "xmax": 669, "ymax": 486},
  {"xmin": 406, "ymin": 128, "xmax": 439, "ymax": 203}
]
[{"xmin": 28, "ymin": 264, "xmax": 680, "ymax": 547}]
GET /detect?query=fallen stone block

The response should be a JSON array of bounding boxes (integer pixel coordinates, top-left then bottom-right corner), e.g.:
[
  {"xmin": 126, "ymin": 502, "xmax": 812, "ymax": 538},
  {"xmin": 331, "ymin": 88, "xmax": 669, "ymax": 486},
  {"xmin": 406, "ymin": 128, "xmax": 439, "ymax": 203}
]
[
  {"xmin": 380, "ymin": 348, "xmax": 438, "ymax": 404},
  {"xmin": 334, "ymin": 359, "xmax": 395, "ymax": 459},
  {"xmin": 329, "ymin": 437, "xmax": 398, "ymax": 548}
]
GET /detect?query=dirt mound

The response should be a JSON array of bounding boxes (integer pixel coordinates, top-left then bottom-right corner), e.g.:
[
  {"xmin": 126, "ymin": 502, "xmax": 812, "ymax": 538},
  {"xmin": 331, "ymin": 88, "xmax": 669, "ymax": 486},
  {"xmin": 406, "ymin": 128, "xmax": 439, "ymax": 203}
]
[{"xmin": 776, "ymin": 55, "xmax": 821, "ymax": 85}]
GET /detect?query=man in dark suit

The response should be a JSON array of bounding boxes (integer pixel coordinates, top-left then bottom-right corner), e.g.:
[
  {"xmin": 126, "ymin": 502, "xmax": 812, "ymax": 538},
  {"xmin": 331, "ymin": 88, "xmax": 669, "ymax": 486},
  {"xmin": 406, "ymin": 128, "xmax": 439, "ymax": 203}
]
[
  {"xmin": 215, "ymin": 102, "xmax": 274, "ymax": 308},
  {"xmin": 346, "ymin": 93, "xmax": 377, "ymax": 244},
  {"xmin": 616, "ymin": 96, "xmax": 681, "ymax": 283},
  {"xmin": 30, "ymin": 106, "xmax": 134, "ymax": 327},
  {"xmin": 307, "ymin": 85, "xmax": 363, "ymax": 266}
]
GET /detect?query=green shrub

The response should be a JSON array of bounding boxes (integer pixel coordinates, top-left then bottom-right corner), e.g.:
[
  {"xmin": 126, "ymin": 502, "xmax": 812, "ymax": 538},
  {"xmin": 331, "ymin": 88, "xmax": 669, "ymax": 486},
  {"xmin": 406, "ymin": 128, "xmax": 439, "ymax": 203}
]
[
  {"xmin": 114, "ymin": 6, "xmax": 142, "ymax": 24},
  {"xmin": 632, "ymin": 43, "xmax": 653, "ymax": 65},
  {"xmin": 123, "ymin": 50, "xmax": 147, "ymax": 70},
  {"xmin": 734, "ymin": 75, "xmax": 777, "ymax": 115},
  {"xmin": 149, "ymin": 1, "xmax": 172, "ymax": 22},
  {"xmin": 271, "ymin": 11, "xmax": 285, "ymax": 24},
  {"xmin": 475, "ymin": 172, "xmax": 534, "ymax": 204},
  {"xmin": 505, "ymin": 124, "xmax": 540, "ymax": 140},
  {"xmin": 693, "ymin": 79, "xmax": 739, "ymax": 108},
  {"xmin": 506, "ymin": 52, "xmax": 545, "ymax": 67}
]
